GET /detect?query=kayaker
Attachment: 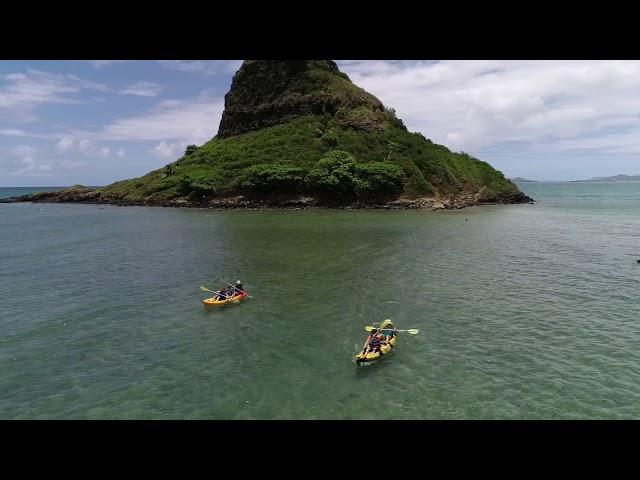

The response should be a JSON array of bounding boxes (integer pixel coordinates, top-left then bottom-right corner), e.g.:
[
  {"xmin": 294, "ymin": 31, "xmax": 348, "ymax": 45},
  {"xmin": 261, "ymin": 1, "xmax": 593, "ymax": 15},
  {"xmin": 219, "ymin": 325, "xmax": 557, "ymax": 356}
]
[
  {"xmin": 233, "ymin": 280, "xmax": 244, "ymax": 295},
  {"xmin": 359, "ymin": 329, "xmax": 377, "ymax": 356},
  {"xmin": 380, "ymin": 327, "xmax": 398, "ymax": 344},
  {"xmin": 363, "ymin": 332, "xmax": 383, "ymax": 356},
  {"xmin": 363, "ymin": 328, "xmax": 376, "ymax": 345},
  {"xmin": 216, "ymin": 285, "xmax": 230, "ymax": 301}
]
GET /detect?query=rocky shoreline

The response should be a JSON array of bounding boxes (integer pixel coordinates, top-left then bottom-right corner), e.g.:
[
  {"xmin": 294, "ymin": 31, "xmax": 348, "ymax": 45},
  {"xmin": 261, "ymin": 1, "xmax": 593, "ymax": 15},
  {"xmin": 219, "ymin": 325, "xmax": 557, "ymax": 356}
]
[{"xmin": 0, "ymin": 186, "xmax": 534, "ymax": 211}]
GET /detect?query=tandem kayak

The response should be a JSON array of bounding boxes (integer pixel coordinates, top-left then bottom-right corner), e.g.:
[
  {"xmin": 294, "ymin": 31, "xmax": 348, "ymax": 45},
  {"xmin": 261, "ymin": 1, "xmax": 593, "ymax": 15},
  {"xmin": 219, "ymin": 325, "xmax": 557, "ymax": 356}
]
[
  {"xmin": 202, "ymin": 291, "xmax": 247, "ymax": 306},
  {"xmin": 355, "ymin": 319, "xmax": 397, "ymax": 365}
]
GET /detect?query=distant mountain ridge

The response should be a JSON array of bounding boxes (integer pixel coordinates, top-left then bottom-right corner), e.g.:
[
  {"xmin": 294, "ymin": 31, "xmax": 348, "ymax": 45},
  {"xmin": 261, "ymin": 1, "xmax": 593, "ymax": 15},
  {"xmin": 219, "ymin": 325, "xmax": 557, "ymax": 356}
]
[
  {"xmin": 571, "ymin": 174, "xmax": 640, "ymax": 182},
  {"xmin": 510, "ymin": 177, "xmax": 538, "ymax": 182}
]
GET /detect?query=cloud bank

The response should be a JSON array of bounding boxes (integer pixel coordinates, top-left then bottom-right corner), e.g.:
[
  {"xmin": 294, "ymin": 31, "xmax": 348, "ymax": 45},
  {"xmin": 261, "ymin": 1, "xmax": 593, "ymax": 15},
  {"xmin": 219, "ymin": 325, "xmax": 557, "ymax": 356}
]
[{"xmin": 338, "ymin": 60, "xmax": 640, "ymax": 161}]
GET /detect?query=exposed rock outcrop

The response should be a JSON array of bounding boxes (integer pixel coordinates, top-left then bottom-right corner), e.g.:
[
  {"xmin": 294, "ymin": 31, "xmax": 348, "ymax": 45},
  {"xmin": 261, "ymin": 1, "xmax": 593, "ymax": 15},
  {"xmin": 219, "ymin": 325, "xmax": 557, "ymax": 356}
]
[{"xmin": 217, "ymin": 60, "xmax": 396, "ymax": 138}]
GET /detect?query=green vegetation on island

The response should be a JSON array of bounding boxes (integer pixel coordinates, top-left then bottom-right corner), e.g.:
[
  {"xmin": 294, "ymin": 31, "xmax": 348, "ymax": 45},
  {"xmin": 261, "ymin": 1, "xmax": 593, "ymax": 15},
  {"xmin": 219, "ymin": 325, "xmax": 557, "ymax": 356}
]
[
  {"xmin": 4, "ymin": 60, "xmax": 531, "ymax": 208},
  {"xmin": 99, "ymin": 115, "xmax": 524, "ymax": 205}
]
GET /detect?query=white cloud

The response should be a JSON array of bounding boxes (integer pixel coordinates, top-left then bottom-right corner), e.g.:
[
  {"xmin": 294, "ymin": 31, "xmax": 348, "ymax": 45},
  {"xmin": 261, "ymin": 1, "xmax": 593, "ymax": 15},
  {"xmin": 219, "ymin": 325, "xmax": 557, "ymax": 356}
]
[
  {"xmin": 122, "ymin": 81, "xmax": 163, "ymax": 97},
  {"xmin": 78, "ymin": 139, "xmax": 93, "ymax": 154},
  {"xmin": 4, "ymin": 144, "xmax": 52, "ymax": 176},
  {"xmin": 0, "ymin": 129, "xmax": 27, "ymax": 136},
  {"xmin": 13, "ymin": 144, "xmax": 37, "ymax": 161},
  {"xmin": 59, "ymin": 159, "xmax": 87, "ymax": 169},
  {"xmin": 56, "ymin": 137, "xmax": 74, "ymax": 153},
  {"xmin": 90, "ymin": 60, "xmax": 126, "ymax": 69},
  {"xmin": 338, "ymin": 60, "xmax": 640, "ymax": 158},
  {"xmin": 158, "ymin": 60, "xmax": 242, "ymax": 76},
  {"xmin": 116, "ymin": 148, "xmax": 125, "ymax": 158},
  {"xmin": 2, "ymin": 141, "xmax": 92, "ymax": 177},
  {"xmin": 152, "ymin": 140, "xmax": 187, "ymax": 158},
  {"xmin": 72, "ymin": 94, "xmax": 223, "ymax": 145},
  {"xmin": 53, "ymin": 137, "xmax": 112, "ymax": 158},
  {"xmin": 0, "ymin": 69, "xmax": 110, "ymax": 122},
  {"xmin": 0, "ymin": 129, "xmax": 56, "ymax": 139}
]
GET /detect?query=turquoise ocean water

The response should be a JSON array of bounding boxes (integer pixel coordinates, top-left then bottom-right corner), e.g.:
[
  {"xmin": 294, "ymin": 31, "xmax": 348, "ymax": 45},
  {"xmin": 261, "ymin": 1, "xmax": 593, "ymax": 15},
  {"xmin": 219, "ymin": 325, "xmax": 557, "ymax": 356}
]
[{"xmin": 1, "ymin": 182, "xmax": 640, "ymax": 419}]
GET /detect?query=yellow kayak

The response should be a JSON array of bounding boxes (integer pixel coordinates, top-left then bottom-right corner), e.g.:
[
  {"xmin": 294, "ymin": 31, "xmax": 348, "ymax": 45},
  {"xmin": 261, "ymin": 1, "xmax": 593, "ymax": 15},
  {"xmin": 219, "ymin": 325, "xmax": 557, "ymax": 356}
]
[
  {"xmin": 202, "ymin": 291, "xmax": 247, "ymax": 306},
  {"xmin": 355, "ymin": 319, "xmax": 397, "ymax": 364}
]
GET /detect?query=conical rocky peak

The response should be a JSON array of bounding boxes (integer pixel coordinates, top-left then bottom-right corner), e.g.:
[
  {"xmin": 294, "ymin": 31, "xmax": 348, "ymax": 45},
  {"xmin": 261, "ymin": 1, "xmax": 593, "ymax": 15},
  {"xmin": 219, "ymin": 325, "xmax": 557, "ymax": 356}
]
[{"xmin": 217, "ymin": 60, "xmax": 399, "ymax": 138}]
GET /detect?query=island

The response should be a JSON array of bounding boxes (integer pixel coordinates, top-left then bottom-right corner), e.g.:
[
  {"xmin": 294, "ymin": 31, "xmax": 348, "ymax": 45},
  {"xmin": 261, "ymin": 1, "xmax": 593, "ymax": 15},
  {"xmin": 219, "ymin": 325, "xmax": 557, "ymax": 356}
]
[{"xmin": 1, "ymin": 60, "xmax": 533, "ymax": 210}]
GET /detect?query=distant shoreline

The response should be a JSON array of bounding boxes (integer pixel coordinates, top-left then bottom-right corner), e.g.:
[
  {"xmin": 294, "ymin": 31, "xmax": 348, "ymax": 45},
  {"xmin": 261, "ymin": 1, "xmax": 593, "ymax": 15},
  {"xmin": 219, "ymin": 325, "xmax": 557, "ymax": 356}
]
[
  {"xmin": 511, "ymin": 179, "xmax": 640, "ymax": 183},
  {"xmin": 0, "ymin": 186, "xmax": 104, "ymax": 189},
  {"xmin": 512, "ymin": 175, "xmax": 640, "ymax": 183}
]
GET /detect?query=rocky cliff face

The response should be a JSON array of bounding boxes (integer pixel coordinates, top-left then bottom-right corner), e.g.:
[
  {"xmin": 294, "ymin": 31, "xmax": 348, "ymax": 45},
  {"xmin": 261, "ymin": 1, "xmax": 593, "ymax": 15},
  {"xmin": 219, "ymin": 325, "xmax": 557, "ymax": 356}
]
[{"xmin": 217, "ymin": 60, "xmax": 398, "ymax": 137}]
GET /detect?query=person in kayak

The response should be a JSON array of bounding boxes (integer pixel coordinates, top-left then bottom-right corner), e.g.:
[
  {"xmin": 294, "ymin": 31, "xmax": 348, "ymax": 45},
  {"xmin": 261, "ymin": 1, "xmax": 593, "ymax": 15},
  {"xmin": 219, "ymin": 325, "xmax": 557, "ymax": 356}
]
[
  {"xmin": 358, "ymin": 329, "xmax": 377, "ymax": 357},
  {"xmin": 362, "ymin": 330, "xmax": 383, "ymax": 356},
  {"xmin": 364, "ymin": 328, "xmax": 377, "ymax": 345},
  {"xmin": 216, "ymin": 285, "xmax": 231, "ymax": 301},
  {"xmin": 232, "ymin": 280, "xmax": 244, "ymax": 296},
  {"xmin": 380, "ymin": 327, "xmax": 398, "ymax": 344}
]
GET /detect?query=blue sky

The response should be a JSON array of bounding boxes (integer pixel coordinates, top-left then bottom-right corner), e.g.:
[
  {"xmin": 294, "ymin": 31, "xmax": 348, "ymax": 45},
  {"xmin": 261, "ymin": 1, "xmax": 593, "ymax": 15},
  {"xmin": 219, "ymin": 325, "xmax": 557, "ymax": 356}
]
[{"xmin": 2, "ymin": 60, "xmax": 640, "ymax": 186}]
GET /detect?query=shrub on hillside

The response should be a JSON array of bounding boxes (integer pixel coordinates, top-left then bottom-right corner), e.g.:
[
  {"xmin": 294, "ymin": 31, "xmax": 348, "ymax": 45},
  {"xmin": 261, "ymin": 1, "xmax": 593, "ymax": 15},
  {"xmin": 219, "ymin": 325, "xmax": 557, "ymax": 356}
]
[
  {"xmin": 240, "ymin": 163, "xmax": 308, "ymax": 193},
  {"xmin": 306, "ymin": 150, "xmax": 405, "ymax": 201},
  {"xmin": 305, "ymin": 150, "xmax": 359, "ymax": 194},
  {"xmin": 176, "ymin": 171, "xmax": 219, "ymax": 198},
  {"xmin": 320, "ymin": 128, "xmax": 338, "ymax": 148},
  {"xmin": 164, "ymin": 163, "xmax": 176, "ymax": 176},
  {"xmin": 384, "ymin": 107, "xmax": 407, "ymax": 130},
  {"xmin": 337, "ymin": 106, "xmax": 385, "ymax": 132},
  {"xmin": 354, "ymin": 162, "xmax": 405, "ymax": 200}
]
